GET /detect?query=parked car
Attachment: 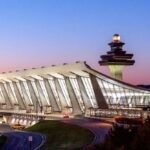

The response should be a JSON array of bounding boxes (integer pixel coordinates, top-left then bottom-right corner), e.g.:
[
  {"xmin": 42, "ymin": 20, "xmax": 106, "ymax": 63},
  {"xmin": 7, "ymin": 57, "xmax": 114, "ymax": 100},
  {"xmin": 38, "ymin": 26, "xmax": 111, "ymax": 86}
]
[{"xmin": 11, "ymin": 124, "xmax": 25, "ymax": 130}]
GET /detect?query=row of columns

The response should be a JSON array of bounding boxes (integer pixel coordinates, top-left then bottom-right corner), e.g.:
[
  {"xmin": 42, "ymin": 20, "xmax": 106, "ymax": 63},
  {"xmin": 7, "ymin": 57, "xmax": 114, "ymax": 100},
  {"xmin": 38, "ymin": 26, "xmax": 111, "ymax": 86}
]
[{"xmin": 0, "ymin": 74, "xmax": 108, "ymax": 115}]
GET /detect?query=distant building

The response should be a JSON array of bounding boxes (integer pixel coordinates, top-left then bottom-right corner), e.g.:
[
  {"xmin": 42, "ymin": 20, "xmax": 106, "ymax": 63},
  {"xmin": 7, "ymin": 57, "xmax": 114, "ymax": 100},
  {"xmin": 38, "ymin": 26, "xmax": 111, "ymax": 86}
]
[{"xmin": 137, "ymin": 85, "xmax": 150, "ymax": 89}]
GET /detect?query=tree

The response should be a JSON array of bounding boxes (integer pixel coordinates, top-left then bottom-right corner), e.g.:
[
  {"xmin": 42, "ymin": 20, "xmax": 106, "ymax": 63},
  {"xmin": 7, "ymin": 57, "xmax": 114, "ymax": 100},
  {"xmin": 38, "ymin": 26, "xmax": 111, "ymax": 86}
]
[
  {"xmin": 131, "ymin": 116, "xmax": 150, "ymax": 150},
  {"xmin": 95, "ymin": 124, "xmax": 137, "ymax": 150}
]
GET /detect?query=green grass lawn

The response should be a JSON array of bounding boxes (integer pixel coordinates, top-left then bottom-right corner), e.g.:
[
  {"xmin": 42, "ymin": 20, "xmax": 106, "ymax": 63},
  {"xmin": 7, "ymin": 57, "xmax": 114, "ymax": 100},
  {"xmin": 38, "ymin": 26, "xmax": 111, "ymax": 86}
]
[{"xmin": 25, "ymin": 120, "xmax": 94, "ymax": 150}]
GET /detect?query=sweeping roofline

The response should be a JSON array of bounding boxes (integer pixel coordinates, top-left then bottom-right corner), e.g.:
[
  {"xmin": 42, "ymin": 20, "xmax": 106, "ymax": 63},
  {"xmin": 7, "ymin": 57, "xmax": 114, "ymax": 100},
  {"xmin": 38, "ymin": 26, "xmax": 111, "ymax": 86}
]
[
  {"xmin": 0, "ymin": 61, "xmax": 148, "ymax": 92},
  {"xmin": 0, "ymin": 61, "xmax": 87, "ymax": 78},
  {"xmin": 84, "ymin": 63, "xmax": 150, "ymax": 93}
]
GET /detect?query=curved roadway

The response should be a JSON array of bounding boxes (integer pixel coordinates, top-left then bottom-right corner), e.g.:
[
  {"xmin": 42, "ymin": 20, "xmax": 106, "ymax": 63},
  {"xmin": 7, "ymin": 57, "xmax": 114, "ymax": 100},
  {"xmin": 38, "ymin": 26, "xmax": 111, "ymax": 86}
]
[
  {"xmin": 0, "ymin": 124, "xmax": 45, "ymax": 150},
  {"xmin": 0, "ymin": 118, "xmax": 112, "ymax": 149},
  {"xmin": 62, "ymin": 118, "xmax": 112, "ymax": 145}
]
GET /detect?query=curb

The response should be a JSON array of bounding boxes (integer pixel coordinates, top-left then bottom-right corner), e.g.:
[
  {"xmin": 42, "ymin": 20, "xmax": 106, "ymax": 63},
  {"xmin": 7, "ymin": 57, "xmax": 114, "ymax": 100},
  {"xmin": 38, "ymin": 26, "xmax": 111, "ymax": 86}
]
[{"xmin": 33, "ymin": 133, "xmax": 46, "ymax": 150}]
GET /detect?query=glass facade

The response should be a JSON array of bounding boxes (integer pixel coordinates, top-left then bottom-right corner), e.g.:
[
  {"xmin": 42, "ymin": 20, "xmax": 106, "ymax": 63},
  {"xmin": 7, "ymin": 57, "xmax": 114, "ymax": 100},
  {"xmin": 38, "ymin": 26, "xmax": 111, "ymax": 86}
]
[
  {"xmin": 38, "ymin": 80, "xmax": 50, "ymax": 106},
  {"xmin": 0, "ymin": 62, "xmax": 150, "ymax": 114},
  {"xmin": 0, "ymin": 86, "xmax": 5, "ymax": 104},
  {"xmin": 48, "ymin": 79, "xmax": 61, "ymax": 110},
  {"xmin": 96, "ymin": 77, "xmax": 150, "ymax": 109},
  {"xmin": 58, "ymin": 79, "xmax": 71, "ymax": 107},
  {"xmin": 70, "ymin": 78, "xmax": 85, "ymax": 112},
  {"xmin": 81, "ymin": 77, "xmax": 97, "ymax": 108}
]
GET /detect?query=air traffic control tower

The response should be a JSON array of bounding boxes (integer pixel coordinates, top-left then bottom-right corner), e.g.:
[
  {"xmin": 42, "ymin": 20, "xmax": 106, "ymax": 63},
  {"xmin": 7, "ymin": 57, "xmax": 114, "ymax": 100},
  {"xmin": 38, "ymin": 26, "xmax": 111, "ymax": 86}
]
[{"xmin": 99, "ymin": 34, "xmax": 135, "ymax": 80}]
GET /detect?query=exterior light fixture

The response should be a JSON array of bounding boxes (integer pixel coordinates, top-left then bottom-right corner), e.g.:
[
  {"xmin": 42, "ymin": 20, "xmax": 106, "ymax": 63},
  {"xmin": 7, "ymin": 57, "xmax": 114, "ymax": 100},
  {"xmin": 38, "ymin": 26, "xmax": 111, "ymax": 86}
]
[{"xmin": 113, "ymin": 34, "xmax": 120, "ymax": 43}]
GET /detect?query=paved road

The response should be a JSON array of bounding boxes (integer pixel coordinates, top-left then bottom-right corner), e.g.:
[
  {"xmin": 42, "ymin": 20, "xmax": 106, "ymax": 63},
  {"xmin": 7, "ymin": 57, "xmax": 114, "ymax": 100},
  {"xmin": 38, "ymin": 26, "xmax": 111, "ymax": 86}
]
[
  {"xmin": 0, "ymin": 118, "xmax": 112, "ymax": 149},
  {"xmin": 62, "ymin": 118, "xmax": 112, "ymax": 145},
  {"xmin": 0, "ymin": 124, "xmax": 45, "ymax": 150},
  {"xmin": 2, "ymin": 131, "xmax": 44, "ymax": 150}
]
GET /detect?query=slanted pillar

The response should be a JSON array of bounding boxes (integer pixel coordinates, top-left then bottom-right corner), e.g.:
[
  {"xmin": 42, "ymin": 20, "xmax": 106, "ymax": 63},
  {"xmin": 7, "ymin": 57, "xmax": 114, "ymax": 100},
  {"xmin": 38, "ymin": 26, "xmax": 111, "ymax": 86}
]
[
  {"xmin": 0, "ymin": 83, "xmax": 13, "ymax": 109},
  {"xmin": 54, "ymin": 78, "xmax": 68, "ymax": 112},
  {"xmin": 65, "ymin": 77, "xmax": 82, "ymax": 115},
  {"xmin": 12, "ymin": 81, "xmax": 26, "ymax": 110},
  {"xmin": 76, "ymin": 76, "xmax": 92, "ymax": 110},
  {"xmin": 20, "ymin": 81, "xmax": 34, "ymax": 112},
  {"xmin": 34, "ymin": 79, "xmax": 50, "ymax": 113},
  {"xmin": 89, "ymin": 74, "xmax": 108, "ymax": 109},
  {"xmin": 43, "ymin": 78, "xmax": 61, "ymax": 112},
  {"xmin": 26, "ymin": 80, "xmax": 41, "ymax": 113}
]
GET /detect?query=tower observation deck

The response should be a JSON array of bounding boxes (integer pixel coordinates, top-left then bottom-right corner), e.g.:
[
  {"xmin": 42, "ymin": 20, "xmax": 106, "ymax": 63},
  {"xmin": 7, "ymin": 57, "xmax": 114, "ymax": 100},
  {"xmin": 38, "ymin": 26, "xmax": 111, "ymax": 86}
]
[{"xmin": 99, "ymin": 34, "xmax": 135, "ymax": 80}]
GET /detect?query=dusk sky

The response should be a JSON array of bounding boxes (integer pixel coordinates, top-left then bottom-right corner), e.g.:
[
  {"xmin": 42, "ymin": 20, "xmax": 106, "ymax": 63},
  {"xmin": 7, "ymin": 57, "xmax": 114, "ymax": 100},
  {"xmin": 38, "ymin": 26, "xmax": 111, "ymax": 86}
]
[{"xmin": 0, "ymin": 0, "xmax": 150, "ymax": 85}]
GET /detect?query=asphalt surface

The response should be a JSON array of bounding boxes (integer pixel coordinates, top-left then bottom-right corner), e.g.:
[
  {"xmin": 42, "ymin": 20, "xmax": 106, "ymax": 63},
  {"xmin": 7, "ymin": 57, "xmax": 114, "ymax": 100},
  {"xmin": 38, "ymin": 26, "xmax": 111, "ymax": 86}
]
[
  {"xmin": 2, "ymin": 131, "xmax": 44, "ymax": 150},
  {"xmin": 0, "ymin": 118, "xmax": 112, "ymax": 149},
  {"xmin": 62, "ymin": 118, "xmax": 112, "ymax": 145},
  {"xmin": 0, "ymin": 124, "xmax": 45, "ymax": 150}
]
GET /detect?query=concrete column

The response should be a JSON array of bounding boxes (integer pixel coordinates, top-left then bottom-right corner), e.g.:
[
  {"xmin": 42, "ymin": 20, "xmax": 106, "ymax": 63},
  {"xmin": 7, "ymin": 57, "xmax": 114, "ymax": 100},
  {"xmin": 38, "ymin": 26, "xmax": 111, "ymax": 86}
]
[
  {"xmin": 43, "ymin": 78, "xmax": 61, "ymax": 112},
  {"xmin": 20, "ymin": 81, "xmax": 33, "ymax": 108},
  {"xmin": 16, "ymin": 81, "xmax": 29, "ymax": 107},
  {"xmin": 34, "ymin": 80, "xmax": 48, "ymax": 106},
  {"xmin": 12, "ymin": 81, "xmax": 26, "ymax": 110},
  {"xmin": 76, "ymin": 76, "xmax": 92, "ymax": 109},
  {"xmin": 89, "ymin": 74, "xmax": 108, "ymax": 109},
  {"xmin": 26, "ymin": 80, "xmax": 40, "ymax": 112},
  {"xmin": 0, "ymin": 83, "xmax": 12, "ymax": 109},
  {"xmin": 5, "ymin": 82, "xmax": 20, "ymax": 110},
  {"xmin": 4, "ymin": 82, "xmax": 16, "ymax": 104},
  {"xmin": 54, "ymin": 78, "xmax": 68, "ymax": 111},
  {"xmin": 65, "ymin": 77, "xmax": 82, "ymax": 115},
  {"xmin": 0, "ymin": 84, "xmax": 7, "ymax": 109},
  {"xmin": 35, "ymin": 79, "xmax": 50, "ymax": 106},
  {"xmin": 30, "ymin": 81, "xmax": 42, "ymax": 106},
  {"xmin": 34, "ymin": 79, "xmax": 52, "ymax": 113}
]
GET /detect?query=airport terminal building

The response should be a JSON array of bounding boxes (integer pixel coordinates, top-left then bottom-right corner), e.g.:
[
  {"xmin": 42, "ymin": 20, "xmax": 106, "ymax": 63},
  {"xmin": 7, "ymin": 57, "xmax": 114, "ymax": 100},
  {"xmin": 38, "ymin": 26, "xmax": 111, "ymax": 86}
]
[
  {"xmin": 0, "ymin": 35, "xmax": 150, "ymax": 116},
  {"xmin": 0, "ymin": 61, "xmax": 149, "ymax": 115}
]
